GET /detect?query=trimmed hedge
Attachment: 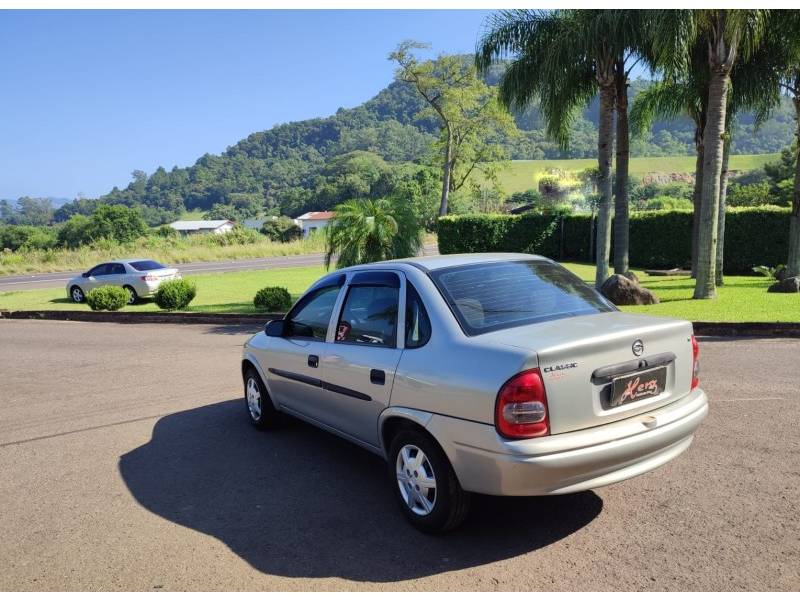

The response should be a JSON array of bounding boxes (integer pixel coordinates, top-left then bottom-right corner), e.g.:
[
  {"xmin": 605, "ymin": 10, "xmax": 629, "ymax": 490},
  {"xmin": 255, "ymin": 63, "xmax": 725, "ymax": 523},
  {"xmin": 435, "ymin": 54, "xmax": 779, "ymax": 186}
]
[
  {"xmin": 254, "ymin": 286, "xmax": 292, "ymax": 312},
  {"xmin": 154, "ymin": 279, "xmax": 197, "ymax": 311},
  {"xmin": 85, "ymin": 285, "xmax": 129, "ymax": 311},
  {"xmin": 438, "ymin": 206, "xmax": 791, "ymax": 275}
]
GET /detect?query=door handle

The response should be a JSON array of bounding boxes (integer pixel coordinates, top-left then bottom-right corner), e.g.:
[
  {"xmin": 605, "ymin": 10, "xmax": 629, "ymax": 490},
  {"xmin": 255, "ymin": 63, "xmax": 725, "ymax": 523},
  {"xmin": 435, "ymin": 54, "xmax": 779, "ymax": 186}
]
[
  {"xmin": 308, "ymin": 354, "xmax": 319, "ymax": 368},
  {"xmin": 370, "ymin": 369, "xmax": 385, "ymax": 385}
]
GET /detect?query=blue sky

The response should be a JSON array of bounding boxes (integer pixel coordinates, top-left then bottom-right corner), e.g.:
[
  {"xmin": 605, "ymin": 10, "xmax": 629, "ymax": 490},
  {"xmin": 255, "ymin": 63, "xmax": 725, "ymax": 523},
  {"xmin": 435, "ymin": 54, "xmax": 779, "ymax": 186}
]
[{"xmin": 0, "ymin": 10, "xmax": 494, "ymax": 200}]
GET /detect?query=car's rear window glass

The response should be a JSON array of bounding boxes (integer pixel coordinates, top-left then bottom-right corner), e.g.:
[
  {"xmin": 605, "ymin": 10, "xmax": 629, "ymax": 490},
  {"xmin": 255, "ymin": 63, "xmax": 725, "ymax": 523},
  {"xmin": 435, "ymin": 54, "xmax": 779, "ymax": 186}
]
[
  {"xmin": 129, "ymin": 260, "xmax": 165, "ymax": 271},
  {"xmin": 431, "ymin": 260, "xmax": 615, "ymax": 335}
]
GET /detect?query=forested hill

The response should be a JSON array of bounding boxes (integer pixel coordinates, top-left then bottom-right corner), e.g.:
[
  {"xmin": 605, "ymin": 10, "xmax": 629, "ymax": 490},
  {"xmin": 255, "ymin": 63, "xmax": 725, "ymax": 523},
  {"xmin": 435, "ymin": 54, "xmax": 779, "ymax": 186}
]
[{"xmin": 55, "ymin": 74, "xmax": 795, "ymax": 225}]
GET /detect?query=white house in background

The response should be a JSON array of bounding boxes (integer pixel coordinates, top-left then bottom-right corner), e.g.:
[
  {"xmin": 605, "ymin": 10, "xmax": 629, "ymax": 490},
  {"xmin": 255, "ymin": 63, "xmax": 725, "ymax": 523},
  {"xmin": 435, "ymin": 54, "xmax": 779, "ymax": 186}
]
[
  {"xmin": 242, "ymin": 217, "xmax": 274, "ymax": 230},
  {"xmin": 295, "ymin": 211, "xmax": 334, "ymax": 238},
  {"xmin": 169, "ymin": 219, "xmax": 235, "ymax": 235}
]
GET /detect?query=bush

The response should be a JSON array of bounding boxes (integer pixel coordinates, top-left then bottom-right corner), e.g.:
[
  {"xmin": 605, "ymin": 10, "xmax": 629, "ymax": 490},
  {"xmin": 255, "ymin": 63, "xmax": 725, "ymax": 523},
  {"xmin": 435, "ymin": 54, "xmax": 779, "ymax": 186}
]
[
  {"xmin": 154, "ymin": 279, "xmax": 197, "ymax": 311},
  {"xmin": 85, "ymin": 285, "xmax": 129, "ymax": 311},
  {"xmin": 0, "ymin": 225, "xmax": 58, "ymax": 251},
  {"xmin": 204, "ymin": 227, "xmax": 263, "ymax": 246},
  {"xmin": 254, "ymin": 286, "xmax": 292, "ymax": 312},
  {"xmin": 727, "ymin": 182, "xmax": 771, "ymax": 207},
  {"xmin": 438, "ymin": 206, "xmax": 791, "ymax": 274},
  {"xmin": 261, "ymin": 217, "xmax": 302, "ymax": 242}
]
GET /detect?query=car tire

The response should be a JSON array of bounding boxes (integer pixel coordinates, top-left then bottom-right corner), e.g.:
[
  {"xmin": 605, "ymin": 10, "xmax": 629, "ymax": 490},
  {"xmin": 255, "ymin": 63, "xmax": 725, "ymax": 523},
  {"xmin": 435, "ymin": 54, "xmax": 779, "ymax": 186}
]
[
  {"xmin": 123, "ymin": 285, "xmax": 138, "ymax": 305},
  {"xmin": 70, "ymin": 286, "xmax": 85, "ymax": 303},
  {"xmin": 388, "ymin": 427, "xmax": 471, "ymax": 533},
  {"xmin": 243, "ymin": 367, "xmax": 281, "ymax": 430}
]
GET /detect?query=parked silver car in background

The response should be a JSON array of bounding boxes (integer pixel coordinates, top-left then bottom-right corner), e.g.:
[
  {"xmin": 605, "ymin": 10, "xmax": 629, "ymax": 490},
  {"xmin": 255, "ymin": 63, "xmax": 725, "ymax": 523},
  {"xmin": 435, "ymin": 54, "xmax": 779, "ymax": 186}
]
[
  {"xmin": 241, "ymin": 253, "xmax": 708, "ymax": 532},
  {"xmin": 66, "ymin": 259, "xmax": 181, "ymax": 304}
]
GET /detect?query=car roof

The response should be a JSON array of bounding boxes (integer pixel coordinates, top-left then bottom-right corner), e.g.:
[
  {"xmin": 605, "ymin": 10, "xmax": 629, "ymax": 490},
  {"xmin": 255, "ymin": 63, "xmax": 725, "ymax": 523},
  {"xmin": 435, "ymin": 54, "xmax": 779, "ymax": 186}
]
[{"xmin": 342, "ymin": 252, "xmax": 550, "ymax": 273}]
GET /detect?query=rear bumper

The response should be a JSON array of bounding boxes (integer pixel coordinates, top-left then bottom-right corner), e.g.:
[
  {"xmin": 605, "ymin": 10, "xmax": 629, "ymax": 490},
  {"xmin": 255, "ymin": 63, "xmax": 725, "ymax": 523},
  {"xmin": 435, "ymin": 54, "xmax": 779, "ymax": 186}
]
[{"xmin": 426, "ymin": 388, "xmax": 708, "ymax": 496}]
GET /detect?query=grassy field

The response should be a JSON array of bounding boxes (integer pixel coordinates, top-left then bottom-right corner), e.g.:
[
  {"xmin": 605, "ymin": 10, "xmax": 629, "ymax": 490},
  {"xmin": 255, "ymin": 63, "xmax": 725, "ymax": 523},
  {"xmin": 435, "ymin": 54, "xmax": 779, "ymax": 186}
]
[
  {"xmin": 493, "ymin": 153, "xmax": 778, "ymax": 195},
  {"xmin": 0, "ymin": 234, "xmax": 325, "ymax": 276},
  {"xmin": 2, "ymin": 261, "xmax": 797, "ymax": 322}
]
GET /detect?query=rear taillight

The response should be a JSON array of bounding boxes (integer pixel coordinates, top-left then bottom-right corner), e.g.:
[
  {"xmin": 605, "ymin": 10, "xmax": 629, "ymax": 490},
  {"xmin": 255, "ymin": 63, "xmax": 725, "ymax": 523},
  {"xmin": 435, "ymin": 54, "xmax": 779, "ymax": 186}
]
[
  {"xmin": 495, "ymin": 368, "xmax": 549, "ymax": 439},
  {"xmin": 691, "ymin": 335, "xmax": 700, "ymax": 390},
  {"xmin": 141, "ymin": 275, "xmax": 158, "ymax": 282}
]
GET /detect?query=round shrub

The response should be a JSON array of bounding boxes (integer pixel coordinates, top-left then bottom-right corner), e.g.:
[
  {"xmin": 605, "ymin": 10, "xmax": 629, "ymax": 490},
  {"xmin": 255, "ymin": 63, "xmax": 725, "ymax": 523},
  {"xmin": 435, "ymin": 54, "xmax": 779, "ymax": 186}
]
[
  {"xmin": 85, "ymin": 285, "xmax": 129, "ymax": 311},
  {"xmin": 254, "ymin": 286, "xmax": 292, "ymax": 312},
  {"xmin": 154, "ymin": 279, "xmax": 197, "ymax": 311}
]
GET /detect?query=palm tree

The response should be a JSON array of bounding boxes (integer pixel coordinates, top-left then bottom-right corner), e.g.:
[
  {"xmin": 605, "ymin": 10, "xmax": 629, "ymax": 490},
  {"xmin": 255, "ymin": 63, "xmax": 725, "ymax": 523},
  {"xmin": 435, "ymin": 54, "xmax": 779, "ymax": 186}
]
[
  {"xmin": 324, "ymin": 198, "xmax": 422, "ymax": 269},
  {"xmin": 477, "ymin": 10, "xmax": 642, "ymax": 289},
  {"xmin": 651, "ymin": 9, "xmax": 768, "ymax": 299},
  {"xmin": 631, "ymin": 37, "xmax": 709, "ymax": 279},
  {"xmin": 631, "ymin": 31, "xmax": 778, "ymax": 286}
]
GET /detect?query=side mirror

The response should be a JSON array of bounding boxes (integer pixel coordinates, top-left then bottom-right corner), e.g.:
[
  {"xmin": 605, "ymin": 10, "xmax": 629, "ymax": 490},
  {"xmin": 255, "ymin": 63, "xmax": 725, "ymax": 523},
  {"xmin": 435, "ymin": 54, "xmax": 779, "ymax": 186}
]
[
  {"xmin": 81, "ymin": 272, "xmax": 89, "ymax": 278},
  {"xmin": 265, "ymin": 319, "xmax": 287, "ymax": 337}
]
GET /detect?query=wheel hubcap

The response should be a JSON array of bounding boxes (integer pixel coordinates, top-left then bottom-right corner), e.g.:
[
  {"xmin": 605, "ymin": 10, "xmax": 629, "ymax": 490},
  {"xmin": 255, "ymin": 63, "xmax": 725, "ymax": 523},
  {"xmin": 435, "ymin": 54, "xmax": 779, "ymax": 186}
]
[
  {"xmin": 127, "ymin": 289, "xmax": 135, "ymax": 304},
  {"xmin": 246, "ymin": 377, "xmax": 262, "ymax": 421},
  {"xmin": 396, "ymin": 444, "xmax": 437, "ymax": 516},
  {"xmin": 72, "ymin": 288, "xmax": 82, "ymax": 302}
]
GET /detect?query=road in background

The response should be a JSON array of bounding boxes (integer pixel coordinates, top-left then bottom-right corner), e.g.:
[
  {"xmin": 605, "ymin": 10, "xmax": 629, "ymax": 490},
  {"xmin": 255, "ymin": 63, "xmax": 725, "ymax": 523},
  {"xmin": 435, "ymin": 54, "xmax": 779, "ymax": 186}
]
[
  {"xmin": 1, "ymin": 321, "xmax": 798, "ymax": 591},
  {"xmin": 0, "ymin": 243, "xmax": 439, "ymax": 292}
]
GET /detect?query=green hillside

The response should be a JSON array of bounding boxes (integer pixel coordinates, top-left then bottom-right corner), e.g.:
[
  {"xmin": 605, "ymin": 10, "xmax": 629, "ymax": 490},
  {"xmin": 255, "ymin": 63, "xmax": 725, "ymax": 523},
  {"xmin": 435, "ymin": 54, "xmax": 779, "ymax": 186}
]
[{"xmin": 42, "ymin": 64, "xmax": 794, "ymax": 225}]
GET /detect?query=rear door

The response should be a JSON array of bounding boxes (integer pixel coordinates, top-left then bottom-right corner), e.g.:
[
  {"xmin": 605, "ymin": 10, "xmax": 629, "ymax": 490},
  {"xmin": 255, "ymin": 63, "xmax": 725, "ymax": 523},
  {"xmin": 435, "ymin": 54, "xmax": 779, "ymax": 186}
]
[
  {"xmin": 319, "ymin": 271, "xmax": 405, "ymax": 447},
  {"xmin": 262, "ymin": 274, "xmax": 344, "ymax": 422}
]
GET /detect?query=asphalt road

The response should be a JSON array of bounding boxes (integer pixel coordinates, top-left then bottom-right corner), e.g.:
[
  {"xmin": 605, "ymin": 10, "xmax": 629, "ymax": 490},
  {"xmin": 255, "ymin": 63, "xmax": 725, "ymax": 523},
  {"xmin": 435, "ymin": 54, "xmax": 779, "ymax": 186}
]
[
  {"xmin": 0, "ymin": 244, "xmax": 438, "ymax": 292},
  {"xmin": 0, "ymin": 320, "xmax": 798, "ymax": 591}
]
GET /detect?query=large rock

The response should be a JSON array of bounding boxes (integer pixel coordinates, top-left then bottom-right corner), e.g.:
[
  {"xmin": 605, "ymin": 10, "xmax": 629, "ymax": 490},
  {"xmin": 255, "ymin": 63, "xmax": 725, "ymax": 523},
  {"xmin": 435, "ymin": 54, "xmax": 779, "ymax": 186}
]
[
  {"xmin": 600, "ymin": 274, "xmax": 660, "ymax": 305},
  {"xmin": 768, "ymin": 276, "xmax": 800, "ymax": 293}
]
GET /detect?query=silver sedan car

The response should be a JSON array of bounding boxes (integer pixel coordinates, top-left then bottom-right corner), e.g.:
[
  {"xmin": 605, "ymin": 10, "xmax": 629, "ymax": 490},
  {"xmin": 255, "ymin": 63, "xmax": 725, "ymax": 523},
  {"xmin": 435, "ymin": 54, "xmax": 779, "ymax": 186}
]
[
  {"xmin": 66, "ymin": 259, "xmax": 181, "ymax": 304},
  {"xmin": 242, "ymin": 253, "xmax": 708, "ymax": 532}
]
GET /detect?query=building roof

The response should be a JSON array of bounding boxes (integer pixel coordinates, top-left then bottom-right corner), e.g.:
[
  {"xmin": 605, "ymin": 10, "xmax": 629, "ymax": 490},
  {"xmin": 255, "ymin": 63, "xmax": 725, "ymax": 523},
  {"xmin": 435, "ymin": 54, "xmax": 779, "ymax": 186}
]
[
  {"xmin": 169, "ymin": 220, "xmax": 234, "ymax": 231},
  {"xmin": 296, "ymin": 211, "xmax": 335, "ymax": 221}
]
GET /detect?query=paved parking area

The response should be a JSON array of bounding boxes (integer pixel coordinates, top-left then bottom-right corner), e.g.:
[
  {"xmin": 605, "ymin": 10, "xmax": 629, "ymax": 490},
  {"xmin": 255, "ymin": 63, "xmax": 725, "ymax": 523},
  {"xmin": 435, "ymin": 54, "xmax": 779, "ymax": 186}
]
[{"xmin": 1, "ymin": 320, "xmax": 798, "ymax": 591}]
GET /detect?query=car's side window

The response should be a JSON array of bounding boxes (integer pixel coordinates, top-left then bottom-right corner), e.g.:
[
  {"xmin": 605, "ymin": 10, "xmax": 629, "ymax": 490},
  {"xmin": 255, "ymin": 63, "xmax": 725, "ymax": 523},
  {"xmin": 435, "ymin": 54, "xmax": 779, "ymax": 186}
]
[
  {"xmin": 405, "ymin": 284, "xmax": 431, "ymax": 349},
  {"xmin": 88, "ymin": 264, "xmax": 108, "ymax": 277},
  {"xmin": 110, "ymin": 263, "xmax": 126, "ymax": 275},
  {"xmin": 286, "ymin": 285, "xmax": 342, "ymax": 340},
  {"xmin": 335, "ymin": 284, "xmax": 399, "ymax": 348}
]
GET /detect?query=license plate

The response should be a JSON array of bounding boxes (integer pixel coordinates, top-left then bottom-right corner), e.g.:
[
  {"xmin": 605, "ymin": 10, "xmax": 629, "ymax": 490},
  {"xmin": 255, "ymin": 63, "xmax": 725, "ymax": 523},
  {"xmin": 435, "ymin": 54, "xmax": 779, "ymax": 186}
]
[{"xmin": 610, "ymin": 367, "xmax": 667, "ymax": 407}]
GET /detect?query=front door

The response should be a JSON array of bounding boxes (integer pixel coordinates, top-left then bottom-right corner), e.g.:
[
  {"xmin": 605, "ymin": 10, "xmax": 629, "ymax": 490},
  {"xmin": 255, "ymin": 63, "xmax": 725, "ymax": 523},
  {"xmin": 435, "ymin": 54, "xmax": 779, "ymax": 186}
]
[
  {"xmin": 320, "ymin": 271, "xmax": 404, "ymax": 447},
  {"xmin": 262, "ymin": 275, "xmax": 344, "ymax": 423}
]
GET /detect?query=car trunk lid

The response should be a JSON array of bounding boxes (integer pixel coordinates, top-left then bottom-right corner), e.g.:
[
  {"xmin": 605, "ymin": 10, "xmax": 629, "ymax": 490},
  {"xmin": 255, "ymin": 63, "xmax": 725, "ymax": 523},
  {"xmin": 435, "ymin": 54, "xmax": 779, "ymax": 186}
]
[{"xmin": 483, "ymin": 312, "xmax": 695, "ymax": 434}]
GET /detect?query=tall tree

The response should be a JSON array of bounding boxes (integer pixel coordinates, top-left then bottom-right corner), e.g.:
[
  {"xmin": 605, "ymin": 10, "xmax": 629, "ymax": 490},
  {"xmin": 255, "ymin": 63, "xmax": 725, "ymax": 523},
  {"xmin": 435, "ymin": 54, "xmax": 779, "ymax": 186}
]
[
  {"xmin": 652, "ymin": 9, "xmax": 768, "ymax": 299},
  {"xmin": 390, "ymin": 41, "xmax": 515, "ymax": 217},
  {"xmin": 477, "ymin": 9, "xmax": 642, "ymax": 288}
]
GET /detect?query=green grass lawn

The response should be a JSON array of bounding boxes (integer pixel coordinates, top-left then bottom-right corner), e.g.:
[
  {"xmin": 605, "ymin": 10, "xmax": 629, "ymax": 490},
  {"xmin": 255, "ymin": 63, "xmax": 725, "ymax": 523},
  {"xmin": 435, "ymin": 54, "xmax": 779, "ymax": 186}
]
[
  {"xmin": 1, "ymin": 261, "xmax": 797, "ymax": 322},
  {"xmin": 493, "ymin": 154, "xmax": 778, "ymax": 195}
]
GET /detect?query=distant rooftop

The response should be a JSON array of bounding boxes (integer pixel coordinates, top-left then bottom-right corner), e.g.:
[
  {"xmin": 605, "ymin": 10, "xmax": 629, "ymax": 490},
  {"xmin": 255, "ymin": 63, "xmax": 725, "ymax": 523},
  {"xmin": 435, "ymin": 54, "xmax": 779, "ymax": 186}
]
[
  {"xmin": 169, "ymin": 220, "xmax": 233, "ymax": 230},
  {"xmin": 296, "ymin": 211, "xmax": 334, "ymax": 220}
]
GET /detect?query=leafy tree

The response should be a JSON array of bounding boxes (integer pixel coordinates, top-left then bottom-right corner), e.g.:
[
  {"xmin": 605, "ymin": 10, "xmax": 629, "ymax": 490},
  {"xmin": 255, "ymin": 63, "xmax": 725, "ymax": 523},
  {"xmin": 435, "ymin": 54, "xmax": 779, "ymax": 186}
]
[
  {"xmin": 324, "ymin": 198, "xmax": 422, "ymax": 269},
  {"xmin": 390, "ymin": 41, "xmax": 516, "ymax": 217}
]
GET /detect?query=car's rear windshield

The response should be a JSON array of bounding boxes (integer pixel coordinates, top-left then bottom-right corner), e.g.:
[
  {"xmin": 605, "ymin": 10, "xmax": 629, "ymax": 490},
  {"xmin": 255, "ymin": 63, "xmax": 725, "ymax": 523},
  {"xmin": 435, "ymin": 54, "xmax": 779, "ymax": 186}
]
[
  {"xmin": 129, "ymin": 260, "xmax": 165, "ymax": 271},
  {"xmin": 430, "ymin": 260, "xmax": 616, "ymax": 335}
]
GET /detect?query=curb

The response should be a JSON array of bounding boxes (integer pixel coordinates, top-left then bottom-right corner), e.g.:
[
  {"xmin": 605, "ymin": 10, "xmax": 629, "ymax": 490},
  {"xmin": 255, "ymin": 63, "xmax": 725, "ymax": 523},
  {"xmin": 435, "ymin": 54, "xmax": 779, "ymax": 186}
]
[
  {"xmin": 691, "ymin": 321, "xmax": 800, "ymax": 338},
  {"xmin": 2, "ymin": 310, "xmax": 799, "ymax": 337},
  {"xmin": 0, "ymin": 309, "xmax": 283, "ymax": 326}
]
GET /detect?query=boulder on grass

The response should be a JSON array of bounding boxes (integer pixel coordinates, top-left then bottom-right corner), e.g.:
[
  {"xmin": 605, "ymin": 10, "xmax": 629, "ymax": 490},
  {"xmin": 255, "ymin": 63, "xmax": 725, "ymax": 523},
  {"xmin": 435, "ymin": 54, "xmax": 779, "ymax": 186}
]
[
  {"xmin": 768, "ymin": 276, "xmax": 800, "ymax": 293},
  {"xmin": 600, "ymin": 274, "xmax": 660, "ymax": 305},
  {"xmin": 622, "ymin": 270, "xmax": 639, "ymax": 283}
]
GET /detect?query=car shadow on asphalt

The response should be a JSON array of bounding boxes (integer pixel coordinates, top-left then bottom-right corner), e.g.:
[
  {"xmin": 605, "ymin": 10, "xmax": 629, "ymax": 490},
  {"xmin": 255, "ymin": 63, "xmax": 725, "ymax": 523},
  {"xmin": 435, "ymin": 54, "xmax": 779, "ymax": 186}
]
[{"xmin": 119, "ymin": 399, "xmax": 602, "ymax": 583}]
